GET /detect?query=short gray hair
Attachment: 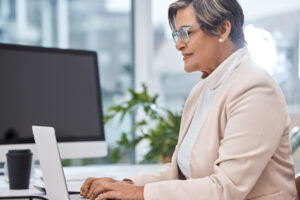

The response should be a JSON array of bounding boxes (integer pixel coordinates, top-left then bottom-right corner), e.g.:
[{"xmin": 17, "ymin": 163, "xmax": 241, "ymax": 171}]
[{"xmin": 168, "ymin": 0, "xmax": 246, "ymax": 48}]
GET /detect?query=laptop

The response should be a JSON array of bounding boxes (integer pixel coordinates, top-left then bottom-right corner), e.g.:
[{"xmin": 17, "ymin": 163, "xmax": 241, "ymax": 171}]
[{"xmin": 32, "ymin": 125, "xmax": 87, "ymax": 200}]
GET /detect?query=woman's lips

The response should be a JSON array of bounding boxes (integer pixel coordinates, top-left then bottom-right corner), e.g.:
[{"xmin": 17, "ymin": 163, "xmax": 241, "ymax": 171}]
[{"xmin": 183, "ymin": 53, "xmax": 193, "ymax": 60}]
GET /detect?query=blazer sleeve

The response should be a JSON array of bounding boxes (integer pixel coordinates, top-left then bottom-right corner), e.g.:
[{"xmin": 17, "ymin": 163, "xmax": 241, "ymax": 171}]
[
  {"xmin": 128, "ymin": 145, "xmax": 180, "ymax": 186},
  {"xmin": 142, "ymin": 76, "xmax": 291, "ymax": 199}
]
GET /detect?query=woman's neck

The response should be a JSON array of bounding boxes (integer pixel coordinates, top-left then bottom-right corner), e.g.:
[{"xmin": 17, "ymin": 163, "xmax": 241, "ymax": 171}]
[{"xmin": 203, "ymin": 42, "xmax": 239, "ymax": 79}]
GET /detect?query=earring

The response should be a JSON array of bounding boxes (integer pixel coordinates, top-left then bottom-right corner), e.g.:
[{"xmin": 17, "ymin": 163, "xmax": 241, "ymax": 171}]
[{"xmin": 218, "ymin": 38, "xmax": 223, "ymax": 43}]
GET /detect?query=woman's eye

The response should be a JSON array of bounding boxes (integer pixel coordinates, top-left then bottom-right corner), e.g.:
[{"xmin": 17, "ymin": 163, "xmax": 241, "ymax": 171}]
[{"xmin": 187, "ymin": 31, "xmax": 192, "ymax": 35}]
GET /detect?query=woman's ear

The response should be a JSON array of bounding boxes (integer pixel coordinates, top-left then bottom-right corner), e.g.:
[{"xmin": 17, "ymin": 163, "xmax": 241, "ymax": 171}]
[{"xmin": 217, "ymin": 20, "xmax": 231, "ymax": 42}]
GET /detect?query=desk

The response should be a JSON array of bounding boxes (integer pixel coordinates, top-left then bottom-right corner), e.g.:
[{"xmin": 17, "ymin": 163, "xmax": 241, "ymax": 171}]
[{"xmin": 0, "ymin": 164, "xmax": 164, "ymax": 200}]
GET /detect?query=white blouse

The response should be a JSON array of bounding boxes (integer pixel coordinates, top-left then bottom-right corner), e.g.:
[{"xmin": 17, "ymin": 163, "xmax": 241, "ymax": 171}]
[{"xmin": 177, "ymin": 47, "xmax": 250, "ymax": 179}]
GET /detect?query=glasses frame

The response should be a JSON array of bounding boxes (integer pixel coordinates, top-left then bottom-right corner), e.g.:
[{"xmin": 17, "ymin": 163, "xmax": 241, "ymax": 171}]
[{"xmin": 172, "ymin": 24, "xmax": 201, "ymax": 44}]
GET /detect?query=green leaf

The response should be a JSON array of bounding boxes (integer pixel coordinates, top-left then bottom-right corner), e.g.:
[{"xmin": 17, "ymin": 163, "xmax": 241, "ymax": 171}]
[
  {"xmin": 107, "ymin": 83, "xmax": 182, "ymax": 163},
  {"xmin": 110, "ymin": 148, "xmax": 122, "ymax": 163}
]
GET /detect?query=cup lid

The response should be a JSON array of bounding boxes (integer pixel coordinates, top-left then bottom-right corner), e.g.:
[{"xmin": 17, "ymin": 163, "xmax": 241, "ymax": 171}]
[{"xmin": 6, "ymin": 149, "xmax": 32, "ymax": 155}]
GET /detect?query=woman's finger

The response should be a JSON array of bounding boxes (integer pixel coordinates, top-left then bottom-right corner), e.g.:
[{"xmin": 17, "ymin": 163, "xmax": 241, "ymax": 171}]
[
  {"xmin": 87, "ymin": 180, "xmax": 100, "ymax": 198},
  {"xmin": 87, "ymin": 179, "xmax": 113, "ymax": 199},
  {"xmin": 80, "ymin": 177, "xmax": 96, "ymax": 196},
  {"xmin": 96, "ymin": 191, "xmax": 118, "ymax": 200},
  {"xmin": 91, "ymin": 185, "xmax": 112, "ymax": 200}
]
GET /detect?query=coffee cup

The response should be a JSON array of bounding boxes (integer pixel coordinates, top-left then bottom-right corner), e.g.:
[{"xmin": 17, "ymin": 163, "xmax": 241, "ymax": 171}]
[{"xmin": 6, "ymin": 149, "xmax": 33, "ymax": 189}]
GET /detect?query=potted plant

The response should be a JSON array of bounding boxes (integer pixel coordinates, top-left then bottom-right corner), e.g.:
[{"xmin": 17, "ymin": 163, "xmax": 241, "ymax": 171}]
[{"xmin": 105, "ymin": 84, "xmax": 181, "ymax": 163}]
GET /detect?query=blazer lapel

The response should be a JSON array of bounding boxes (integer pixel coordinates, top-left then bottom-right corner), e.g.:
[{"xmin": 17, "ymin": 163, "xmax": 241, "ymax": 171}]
[{"xmin": 177, "ymin": 48, "xmax": 251, "ymax": 149}]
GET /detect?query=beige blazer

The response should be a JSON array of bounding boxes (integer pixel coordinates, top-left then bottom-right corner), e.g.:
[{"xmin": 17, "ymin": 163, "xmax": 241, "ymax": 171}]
[{"xmin": 130, "ymin": 49, "xmax": 298, "ymax": 200}]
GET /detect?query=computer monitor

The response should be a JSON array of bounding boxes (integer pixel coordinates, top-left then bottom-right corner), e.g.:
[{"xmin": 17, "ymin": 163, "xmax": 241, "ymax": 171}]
[{"xmin": 0, "ymin": 43, "xmax": 107, "ymax": 162}]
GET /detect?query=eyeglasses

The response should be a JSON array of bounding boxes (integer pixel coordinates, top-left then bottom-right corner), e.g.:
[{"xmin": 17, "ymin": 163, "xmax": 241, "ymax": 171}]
[{"xmin": 172, "ymin": 24, "xmax": 201, "ymax": 44}]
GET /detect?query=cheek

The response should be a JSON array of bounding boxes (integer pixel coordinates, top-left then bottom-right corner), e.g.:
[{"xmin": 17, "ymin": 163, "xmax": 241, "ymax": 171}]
[
  {"xmin": 193, "ymin": 49, "xmax": 207, "ymax": 66},
  {"xmin": 183, "ymin": 37, "xmax": 215, "ymax": 72},
  {"xmin": 193, "ymin": 42, "xmax": 214, "ymax": 66}
]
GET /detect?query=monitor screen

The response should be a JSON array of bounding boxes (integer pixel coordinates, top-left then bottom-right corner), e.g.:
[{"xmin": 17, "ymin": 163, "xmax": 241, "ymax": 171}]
[{"xmin": 0, "ymin": 44, "xmax": 105, "ymax": 145}]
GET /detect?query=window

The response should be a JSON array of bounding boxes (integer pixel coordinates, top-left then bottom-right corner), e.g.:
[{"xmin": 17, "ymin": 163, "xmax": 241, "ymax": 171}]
[{"xmin": 0, "ymin": 0, "xmax": 134, "ymax": 164}]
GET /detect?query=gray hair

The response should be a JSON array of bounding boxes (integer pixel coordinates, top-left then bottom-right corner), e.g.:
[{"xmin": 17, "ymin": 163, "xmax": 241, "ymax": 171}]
[{"xmin": 168, "ymin": 0, "xmax": 246, "ymax": 48}]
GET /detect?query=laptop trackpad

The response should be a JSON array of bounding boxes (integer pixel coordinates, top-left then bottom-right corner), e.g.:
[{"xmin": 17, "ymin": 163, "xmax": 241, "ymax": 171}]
[{"xmin": 69, "ymin": 194, "xmax": 88, "ymax": 199}]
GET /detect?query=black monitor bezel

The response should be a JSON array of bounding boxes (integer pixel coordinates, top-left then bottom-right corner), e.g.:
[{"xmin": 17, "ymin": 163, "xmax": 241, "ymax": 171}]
[{"xmin": 0, "ymin": 43, "xmax": 105, "ymax": 144}]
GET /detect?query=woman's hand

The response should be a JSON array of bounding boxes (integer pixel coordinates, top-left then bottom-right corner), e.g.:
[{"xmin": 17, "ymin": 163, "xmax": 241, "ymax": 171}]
[
  {"xmin": 96, "ymin": 181, "xmax": 144, "ymax": 200},
  {"xmin": 80, "ymin": 177, "xmax": 117, "ymax": 199},
  {"xmin": 80, "ymin": 177, "xmax": 144, "ymax": 200}
]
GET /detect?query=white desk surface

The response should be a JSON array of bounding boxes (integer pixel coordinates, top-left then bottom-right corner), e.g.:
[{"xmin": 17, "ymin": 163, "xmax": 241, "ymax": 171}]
[{"xmin": 0, "ymin": 164, "xmax": 164, "ymax": 199}]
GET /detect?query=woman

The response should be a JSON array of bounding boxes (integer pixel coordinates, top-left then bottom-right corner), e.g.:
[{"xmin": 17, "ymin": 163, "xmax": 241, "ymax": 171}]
[{"xmin": 80, "ymin": 0, "xmax": 297, "ymax": 199}]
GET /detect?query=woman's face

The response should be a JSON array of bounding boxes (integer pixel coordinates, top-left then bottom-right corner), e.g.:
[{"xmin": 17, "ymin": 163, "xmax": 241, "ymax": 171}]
[{"xmin": 175, "ymin": 5, "xmax": 222, "ymax": 75}]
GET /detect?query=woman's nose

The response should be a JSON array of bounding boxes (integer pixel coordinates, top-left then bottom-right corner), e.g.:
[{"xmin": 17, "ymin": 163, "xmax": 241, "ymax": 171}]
[{"xmin": 175, "ymin": 37, "xmax": 186, "ymax": 51}]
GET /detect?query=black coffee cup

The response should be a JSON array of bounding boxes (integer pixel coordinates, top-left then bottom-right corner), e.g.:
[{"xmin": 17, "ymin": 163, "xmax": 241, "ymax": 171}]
[{"xmin": 6, "ymin": 149, "xmax": 33, "ymax": 189}]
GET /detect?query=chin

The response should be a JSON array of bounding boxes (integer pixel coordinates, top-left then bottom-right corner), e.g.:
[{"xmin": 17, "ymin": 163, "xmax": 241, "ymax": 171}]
[{"xmin": 184, "ymin": 65, "xmax": 197, "ymax": 73}]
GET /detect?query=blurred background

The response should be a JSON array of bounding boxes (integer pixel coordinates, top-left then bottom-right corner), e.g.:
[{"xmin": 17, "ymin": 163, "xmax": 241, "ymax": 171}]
[{"xmin": 0, "ymin": 0, "xmax": 300, "ymax": 171}]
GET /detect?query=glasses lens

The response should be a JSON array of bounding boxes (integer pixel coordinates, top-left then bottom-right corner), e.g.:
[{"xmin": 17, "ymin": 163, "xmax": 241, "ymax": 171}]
[
  {"xmin": 172, "ymin": 25, "xmax": 196, "ymax": 44},
  {"xmin": 172, "ymin": 32, "xmax": 179, "ymax": 43},
  {"xmin": 180, "ymin": 27, "xmax": 189, "ymax": 44}
]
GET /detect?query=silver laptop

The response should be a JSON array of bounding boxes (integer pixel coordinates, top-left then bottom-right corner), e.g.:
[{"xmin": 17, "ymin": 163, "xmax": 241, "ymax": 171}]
[{"xmin": 32, "ymin": 125, "xmax": 87, "ymax": 200}]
